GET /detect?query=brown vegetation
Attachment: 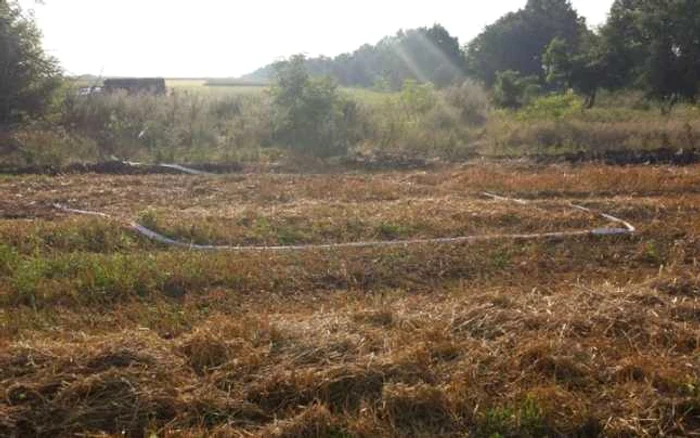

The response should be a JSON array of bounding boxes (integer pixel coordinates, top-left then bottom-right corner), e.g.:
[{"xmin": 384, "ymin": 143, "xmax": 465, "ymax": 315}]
[{"xmin": 1, "ymin": 163, "xmax": 699, "ymax": 437}]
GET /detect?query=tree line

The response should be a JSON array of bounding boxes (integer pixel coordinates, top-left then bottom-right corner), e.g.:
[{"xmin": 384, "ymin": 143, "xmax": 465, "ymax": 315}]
[
  {"xmin": 2, "ymin": 0, "xmax": 700, "ymax": 128},
  {"xmin": 247, "ymin": 0, "xmax": 700, "ymax": 109},
  {"xmin": 243, "ymin": 24, "xmax": 466, "ymax": 91}
]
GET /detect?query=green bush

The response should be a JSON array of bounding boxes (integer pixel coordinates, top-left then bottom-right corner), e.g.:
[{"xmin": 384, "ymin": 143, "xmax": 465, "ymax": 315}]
[
  {"xmin": 400, "ymin": 80, "xmax": 438, "ymax": 114},
  {"xmin": 518, "ymin": 92, "xmax": 583, "ymax": 120},
  {"xmin": 493, "ymin": 71, "xmax": 541, "ymax": 109},
  {"xmin": 270, "ymin": 55, "xmax": 361, "ymax": 158}
]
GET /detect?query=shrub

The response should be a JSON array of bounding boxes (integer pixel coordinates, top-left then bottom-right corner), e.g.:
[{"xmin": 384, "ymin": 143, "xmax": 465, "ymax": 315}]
[
  {"xmin": 270, "ymin": 55, "xmax": 360, "ymax": 158},
  {"xmin": 400, "ymin": 80, "xmax": 438, "ymax": 114},
  {"xmin": 493, "ymin": 71, "xmax": 541, "ymax": 109},
  {"xmin": 518, "ymin": 92, "xmax": 583, "ymax": 120},
  {"xmin": 443, "ymin": 80, "xmax": 490, "ymax": 125}
]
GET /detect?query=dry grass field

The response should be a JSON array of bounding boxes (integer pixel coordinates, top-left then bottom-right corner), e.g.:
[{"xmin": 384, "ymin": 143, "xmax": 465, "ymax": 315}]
[{"xmin": 1, "ymin": 163, "xmax": 699, "ymax": 437}]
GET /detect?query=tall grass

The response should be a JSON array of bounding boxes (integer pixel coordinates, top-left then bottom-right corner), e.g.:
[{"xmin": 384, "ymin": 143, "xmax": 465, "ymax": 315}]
[
  {"xmin": 354, "ymin": 81, "xmax": 487, "ymax": 160},
  {"xmin": 484, "ymin": 93, "xmax": 700, "ymax": 156},
  {"xmin": 5, "ymin": 82, "xmax": 489, "ymax": 165},
  {"xmin": 3, "ymin": 81, "xmax": 700, "ymax": 167},
  {"xmin": 59, "ymin": 90, "xmax": 275, "ymax": 163}
]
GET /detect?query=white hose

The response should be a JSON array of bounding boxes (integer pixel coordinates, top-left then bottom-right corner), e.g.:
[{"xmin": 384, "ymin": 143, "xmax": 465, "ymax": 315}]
[
  {"xmin": 53, "ymin": 192, "xmax": 635, "ymax": 252},
  {"xmin": 123, "ymin": 161, "xmax": 209, "ymax": 175},
  {"xmin": 483, "ymin": 192, "xmax": 637, "ymax": 235}
]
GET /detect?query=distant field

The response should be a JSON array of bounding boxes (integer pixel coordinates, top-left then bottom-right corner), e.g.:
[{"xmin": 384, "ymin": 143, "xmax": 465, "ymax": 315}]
[
  {"xmin": 1, "ymin": 163, "xmax": 699, "ymax": 437},
  {"xmin": 165, "ymin": 78, "xmax": 208, "ymax": 88},
  {"xmin": 65, "ymin": 78, "xmax": 269, "ymax": 94},
  {"xmin": 66, "ymin": 77, "xmax": 396, "ymax": 102},
  {"xmin": 166, "ymin": 78, "xmax": 269, "ymax": 95},
  {"xmin": 165, "ymin": 78, "xmax": 395, "ymax": 101}
]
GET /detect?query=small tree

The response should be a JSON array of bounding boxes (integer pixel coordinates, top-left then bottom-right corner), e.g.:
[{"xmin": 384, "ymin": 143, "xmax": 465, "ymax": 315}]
[
  {"xmin": 0, "ymin": 1, "xmax": 61, "ymax": 125},
  {"xmin": 270, "ymin": 55, "xmax": 356, "ymax": 158},
  {"xmin": 543, "ymin": 37, "xmax": 572, "ymax": 92},
  {"xmin": 492, "ymin": 70, "xmax": 540, "ymax": 109},
  {"xmin": 543, "ymin": 35, "xmax": 605, "ymax": 108}
]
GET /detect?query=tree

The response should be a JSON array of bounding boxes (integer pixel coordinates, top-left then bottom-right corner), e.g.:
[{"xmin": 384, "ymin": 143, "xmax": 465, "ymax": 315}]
[
  {"xmin": 543, "ymin": 33, "xmax": 605, "ymax": 108},
  {"xmin": 643, "ymin": 0, "xmax": 700, "ymax": 105},
  {"xmin": 597, "ymin": 0, "xmax": 646, "ymax": 91},
  {"xmin": 602, "ymin": 0, "xmax": 700, "ymax": 106},
  {"xmin": 421, "ymin": 24, "xmax": 467, "ymax": 87},
  {"xmin": 270, "ymin": 55, "xmax": 357, "ymax": 158},
  {"xmin": 543, "ymin": 37, "xmax": 572, "ymax": 92},
  {"xmin": 0, "ymin": 0, "xmax": 61, "ymax": 125},
  {"xmin": 466, "ymin": 0, "xmax": 586, "ymax": 87}
]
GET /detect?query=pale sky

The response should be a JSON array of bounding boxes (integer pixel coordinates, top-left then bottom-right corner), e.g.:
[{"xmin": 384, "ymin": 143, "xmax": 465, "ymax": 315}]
[{"xmin": 19, "ymin": 0, "xmax": 614, "ymax": 78}]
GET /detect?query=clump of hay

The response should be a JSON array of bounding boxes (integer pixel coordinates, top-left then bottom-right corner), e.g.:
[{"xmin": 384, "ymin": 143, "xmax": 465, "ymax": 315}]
[
  {"xmin": 352, "ymin": 308, "xmax": 395, "ymax": 326},
  {"xmin": 381, "ymin": 383, "xmax": 456, "ymax": 433},
  {"xmin": 246, "ymin": 364, "xmax": 386, "ymax": 413},
  {"xmin": 0, "ymin": 332, "xmax": 189, "ymax": 437},
  {"xmin": 177, "ymin": 329, "xmax": 235, "ymax": 374},
  {"xmin": 262, "ymin": 404, "xmax": 340, "ymax": 438}
]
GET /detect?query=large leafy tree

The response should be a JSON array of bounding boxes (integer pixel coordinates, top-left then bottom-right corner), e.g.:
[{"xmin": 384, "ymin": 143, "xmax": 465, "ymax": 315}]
[
  {"xmin": 597, "ymin": 0, "xmax": 646, "ymax": 91},
  {"xmin": 466, "ymin": 0, "xmax": 586, "ymax": 87},
  {"xmin": 0, "ymin": 0, "xmax": 61, "ymax": 125},
  {"xmin": 543, "ymin": 32, "xmax": 606, "ymax": 107},
  {"xmin": 602, "ymin": 0, "xmax": 700, "ymax": 104}
]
